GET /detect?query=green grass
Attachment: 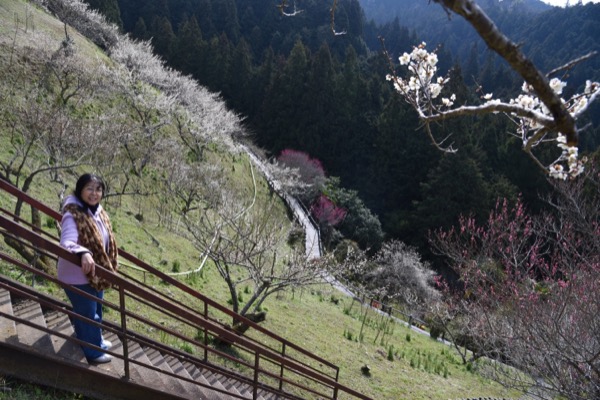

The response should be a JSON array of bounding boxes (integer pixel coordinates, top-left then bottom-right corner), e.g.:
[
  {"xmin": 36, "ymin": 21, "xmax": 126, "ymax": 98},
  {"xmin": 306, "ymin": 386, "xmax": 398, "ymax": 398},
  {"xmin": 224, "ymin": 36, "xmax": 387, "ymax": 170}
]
[{"xmin": 0, "ymin": 0, "xmax": 524, "ymax": 398}]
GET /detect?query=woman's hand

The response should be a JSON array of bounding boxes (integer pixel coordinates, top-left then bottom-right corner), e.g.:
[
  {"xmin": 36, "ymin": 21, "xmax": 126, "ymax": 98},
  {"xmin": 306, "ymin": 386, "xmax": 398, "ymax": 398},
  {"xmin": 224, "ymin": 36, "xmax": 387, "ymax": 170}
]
[{"xmin": 81, "ymin": 253, "xmax": 95, "ymax": 276}]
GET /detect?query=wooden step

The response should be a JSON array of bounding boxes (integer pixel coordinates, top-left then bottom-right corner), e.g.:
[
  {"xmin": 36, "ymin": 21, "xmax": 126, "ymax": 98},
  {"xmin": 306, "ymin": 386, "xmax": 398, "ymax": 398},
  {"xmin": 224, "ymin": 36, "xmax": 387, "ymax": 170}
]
[
  {"xmin": 0, "ymin": 288, "xmax": 17, "ymax": 343},
  {"xmin": 98, "ymin": 331, "xmax": 156, "ymax": 382}
]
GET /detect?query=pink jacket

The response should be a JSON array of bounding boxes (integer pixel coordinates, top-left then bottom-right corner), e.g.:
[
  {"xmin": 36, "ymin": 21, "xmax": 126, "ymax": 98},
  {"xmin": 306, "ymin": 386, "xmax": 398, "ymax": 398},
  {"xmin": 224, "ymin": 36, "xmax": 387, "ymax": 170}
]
[{"xmin": 57, "ymin": 195, "xmax": 110, "ymax": 285}]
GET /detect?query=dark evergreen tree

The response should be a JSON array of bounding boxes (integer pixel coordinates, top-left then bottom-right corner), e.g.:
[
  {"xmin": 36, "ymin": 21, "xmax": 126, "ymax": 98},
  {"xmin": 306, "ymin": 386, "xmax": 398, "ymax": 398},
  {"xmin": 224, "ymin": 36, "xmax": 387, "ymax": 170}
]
[
  {"xmin": 172, "ymin": 16, "xmax": 206, "ymax": 78},
  {"xmin": 150, "ymin": 16, "xmax": 176, "ymax": 62},
  {"xmin": 303, "ymin": 43, "xmax": 338, "ymax": 162},
  {"xmin": 204, "ymin": 34, "xmax": 233, "ymax": 92},
  {"xmin": 412, "ymin": 151, "xmax": 492, "ymax": 253},
  {"xmin": 368, "ymin": 95, "xmax": 435, "ymax": 243},
  {"xmin": 226, "ymin": 39, "xmax": 254, "ymax": 112},
  {"xmin": 212, "ymin": 0, "xmax": 240, "ymax": 42},
  {"xmin": 326, "ymin": 178, "xmax": 384, "ymax": 253},
  {"xmin": 246, "ymin": 47, "xmax": 276, "ymax": 121},
  {"xmin": 85, "ymin": 0, "xmax": 122, "ymax": 28},
  {"xmin": 331, "ymin": 46, "xmax": 374, "ymax": 189},
  {"xmin": 464, "ymin": 43, "xmax": 479, "ymax": 87},
  {"xmin": 256, "ymin": 40, "xmax": 311, "ymax": 153},
  {"xmin": 193, "ymin": 0, "xmax": 216, "ymax": 38},
  {"xmin": 132, "ymin": 17, "xmax": 150, "ymax": 41}
]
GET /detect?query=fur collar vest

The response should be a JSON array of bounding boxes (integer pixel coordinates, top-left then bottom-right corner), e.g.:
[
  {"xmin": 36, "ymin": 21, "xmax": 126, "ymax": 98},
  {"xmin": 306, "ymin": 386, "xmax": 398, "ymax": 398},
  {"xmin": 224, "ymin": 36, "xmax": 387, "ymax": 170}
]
[{"xmin": 64, "ymin": 204, "xmax": 118, "ymax": 290}]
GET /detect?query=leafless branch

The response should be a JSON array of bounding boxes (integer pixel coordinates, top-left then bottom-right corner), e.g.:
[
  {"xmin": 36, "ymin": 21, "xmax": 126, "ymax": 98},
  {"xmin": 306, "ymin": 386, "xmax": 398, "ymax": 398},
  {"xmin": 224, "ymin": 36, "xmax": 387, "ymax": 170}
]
[
  {"xmin": 546, "ymin": 51, "xmax": 598, "ymax": 78},
  {"xmin": 330, "ymin": 0, "xmax": 347, "ymax": 36},
  {"xmin": 277, "ymin": 0, "xmax": 304, "ymax": 17}
]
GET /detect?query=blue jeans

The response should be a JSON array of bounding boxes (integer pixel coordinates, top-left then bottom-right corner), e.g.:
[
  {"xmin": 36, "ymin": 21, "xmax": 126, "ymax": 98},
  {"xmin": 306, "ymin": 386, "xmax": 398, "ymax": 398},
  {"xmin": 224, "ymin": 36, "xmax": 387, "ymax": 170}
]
[{"xmin": 65, "ymin": 284, "xmax": 105, "ymax": 360}]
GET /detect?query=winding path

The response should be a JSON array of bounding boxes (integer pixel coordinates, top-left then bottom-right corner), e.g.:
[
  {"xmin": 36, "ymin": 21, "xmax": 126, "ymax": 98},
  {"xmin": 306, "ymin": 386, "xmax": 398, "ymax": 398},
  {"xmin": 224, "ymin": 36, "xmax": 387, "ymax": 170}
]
[
  {"xmin": 242, "ymin": 145, "xmax": 321, "ymax": 259},
  {"xmin": 242, "ymin": 144, "xmax": 448, "ymax": 343}
]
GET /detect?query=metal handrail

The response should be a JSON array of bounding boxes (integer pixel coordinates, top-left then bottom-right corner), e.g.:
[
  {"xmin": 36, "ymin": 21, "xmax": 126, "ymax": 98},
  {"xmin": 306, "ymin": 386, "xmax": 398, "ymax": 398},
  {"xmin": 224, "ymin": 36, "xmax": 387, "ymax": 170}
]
[{"xmin": 0, "ymin": 177, "xmax": 372, "ymax": 400}]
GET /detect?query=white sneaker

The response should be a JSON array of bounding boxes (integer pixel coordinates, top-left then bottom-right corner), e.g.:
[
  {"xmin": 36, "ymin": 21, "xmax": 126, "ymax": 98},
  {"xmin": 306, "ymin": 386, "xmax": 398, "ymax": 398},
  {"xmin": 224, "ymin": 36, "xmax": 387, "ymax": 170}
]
[
  {"xmin": 89, "ymin": 354, "xmax": 112, "ymax": 364},
  {"xmin": 101, "ymin": 339, "xmax": 112, "ymax": 350}
]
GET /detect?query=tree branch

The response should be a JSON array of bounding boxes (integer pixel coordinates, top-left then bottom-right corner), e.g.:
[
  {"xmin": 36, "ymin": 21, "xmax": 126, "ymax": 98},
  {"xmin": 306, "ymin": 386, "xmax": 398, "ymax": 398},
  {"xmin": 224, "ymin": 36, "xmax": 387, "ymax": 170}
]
[{"xmin": 433, "ymin": 0, "xmax": 578, "ymax": 146}]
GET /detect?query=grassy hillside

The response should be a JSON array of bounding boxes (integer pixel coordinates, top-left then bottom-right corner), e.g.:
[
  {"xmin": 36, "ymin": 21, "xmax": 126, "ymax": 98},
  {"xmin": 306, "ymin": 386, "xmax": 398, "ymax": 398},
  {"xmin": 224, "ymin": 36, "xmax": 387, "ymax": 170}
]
[{"xmin": 0, "ymin": 0, "xmax": 524, "ymax": 399}]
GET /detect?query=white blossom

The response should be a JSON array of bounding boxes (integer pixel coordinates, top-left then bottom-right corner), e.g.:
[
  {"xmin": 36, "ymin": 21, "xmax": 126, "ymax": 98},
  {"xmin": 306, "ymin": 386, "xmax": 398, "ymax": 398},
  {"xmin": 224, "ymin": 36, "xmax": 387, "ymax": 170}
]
[
  {"xmin": 571, "ymin": 96, "xmax": 588, "ymax": 115},
  {"xmin": 429, "ymin": 83, "xmax": 442, "ymax": 98},
  {"xmin": 426, "ymin": 53, "xmax": 438, "ymax": 67},
  {"xmin": 399, "ymin": 53, "xmax": 411, "ymax": 65},
  {"xmin": 549, "ymin": 78, "xmax": 567, "ymax": 95},
  {"xmin": 521, "ymin": 81, "xmax": 533, "ymax": 93},
  {"xmin": 516, "ymin": 95, "xmax": 538, "ymax": 109},
  {"xmin": 549, "ymin": 164, "xmax": 566, "ymax": 180}
]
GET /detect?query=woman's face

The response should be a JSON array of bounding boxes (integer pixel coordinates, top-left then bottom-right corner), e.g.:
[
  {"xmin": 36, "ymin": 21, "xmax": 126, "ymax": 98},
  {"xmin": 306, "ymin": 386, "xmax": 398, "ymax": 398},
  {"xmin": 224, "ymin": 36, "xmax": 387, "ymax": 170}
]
[{"xmin": 81, "ymin": 181, "xmax": 103, "ymax": 206}]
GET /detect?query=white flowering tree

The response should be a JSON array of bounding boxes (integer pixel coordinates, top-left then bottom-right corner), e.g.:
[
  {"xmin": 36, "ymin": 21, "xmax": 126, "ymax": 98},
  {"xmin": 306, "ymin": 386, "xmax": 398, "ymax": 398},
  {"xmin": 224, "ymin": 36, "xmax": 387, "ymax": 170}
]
[{"xmin": 384, "ymin": 0, "xmax": 599, "ymax": 180}]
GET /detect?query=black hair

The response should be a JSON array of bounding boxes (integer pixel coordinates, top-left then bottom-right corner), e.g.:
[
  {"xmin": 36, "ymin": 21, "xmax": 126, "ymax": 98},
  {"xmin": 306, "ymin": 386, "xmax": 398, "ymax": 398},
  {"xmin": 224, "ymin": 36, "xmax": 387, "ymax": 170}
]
[{"xmin": 74, "ymin": 173, "xmax": 105, "ymax": 204}]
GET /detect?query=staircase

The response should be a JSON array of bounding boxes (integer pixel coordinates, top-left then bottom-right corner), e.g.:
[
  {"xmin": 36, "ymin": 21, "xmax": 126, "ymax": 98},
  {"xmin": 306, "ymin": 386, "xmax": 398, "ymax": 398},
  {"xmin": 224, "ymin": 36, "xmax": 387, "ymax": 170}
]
[
  {"xmin": 0, "ymin": 178, "xmax": 372, "ymax": 400},
  {"xmin": 0, "ymin": 286, "xmax": 268, "ymax": 399}
]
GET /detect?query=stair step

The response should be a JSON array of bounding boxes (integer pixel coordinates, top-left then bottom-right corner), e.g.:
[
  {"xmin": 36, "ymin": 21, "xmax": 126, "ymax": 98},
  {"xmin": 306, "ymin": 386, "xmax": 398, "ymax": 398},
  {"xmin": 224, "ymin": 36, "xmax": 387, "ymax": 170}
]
[
  {"xmin": 165, "ymin": 354, "xmax": 193, "ymax": 380},
  {"xmin": 130, "ymin": 341, "xmax": 190, "ymax": 396},
  {"xmin": 182, "ymin": 360, "xmax": 212, "ymax": 386},
  {"xmin": 98, "ymin": 331, "xmax": 150, "ymax": 381},
  {"xmin": 221, "ymin": 376, "xmax": 253, "ymax": 397},
  {"xmin": 145, "ymin": 347, "xmax": 174, "ymax": 373},
  {"xmin": 144, "ymin": 347, "xmax": 212, "ymax": 399},
  {"xmin": 12, "ymin": 299, "xmax": 53, "ymax": 352},
  {"xmin": 182, "ymin": 360, "xmax": 235, "ymax": 400},
  {"xmin": 164, "ymin": 354, "xmax": 221, "ymax": 399},
  {"xmin": 44, "ymin": 309, "xmax": 86, "ymax": 363},
  {"xmin": 0, "ymin": 288, "xmax": 17, "ymax": 343}
]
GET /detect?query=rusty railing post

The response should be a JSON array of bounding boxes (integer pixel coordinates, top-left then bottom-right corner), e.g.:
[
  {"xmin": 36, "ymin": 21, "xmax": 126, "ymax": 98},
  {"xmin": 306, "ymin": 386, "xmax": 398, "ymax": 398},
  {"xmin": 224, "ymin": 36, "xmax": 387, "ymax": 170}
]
[
  {"xmin": 253, "ymin": 352, "xmax": 260, "ymax": 400},
  {"xmin": 203, "ymin": 301, "xmax": 208, "ymax": 362},
  {"xmin": 333, "ymin": 366, "xmax": 340, "ymax": 399},
  {"xmin": 279, "ymin": 342, "xmax": 286, "ymax": 392},
  {"xmin": 118, "ymin": 285, "xmax": 130, "ymax": 379}
]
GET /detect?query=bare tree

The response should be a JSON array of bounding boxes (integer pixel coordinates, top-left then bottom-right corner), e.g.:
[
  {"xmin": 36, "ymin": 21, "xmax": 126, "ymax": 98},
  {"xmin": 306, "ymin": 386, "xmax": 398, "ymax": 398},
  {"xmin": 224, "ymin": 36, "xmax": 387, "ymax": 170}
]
[
  {"xmin": 178, "ymin": 169, "xmax": 356, "ymax": 333},
  {"xmin": 0, "ymin": 31, "xmax": 110, "ymax": 273},
  {"xmin": 183, "ymin": 186, "xmax": 299, "ymax": 320},
  {"xmin": 364, "ymin": 240, "xmax": 440, "ymax": 316}
]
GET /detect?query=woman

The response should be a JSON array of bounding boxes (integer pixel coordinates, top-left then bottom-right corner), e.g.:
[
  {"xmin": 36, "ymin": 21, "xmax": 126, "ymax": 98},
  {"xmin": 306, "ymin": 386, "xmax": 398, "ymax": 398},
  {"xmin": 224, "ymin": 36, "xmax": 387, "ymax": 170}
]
[{"xmin": 57, "ymin": 173, "xmax": 118, "ymax": 364}]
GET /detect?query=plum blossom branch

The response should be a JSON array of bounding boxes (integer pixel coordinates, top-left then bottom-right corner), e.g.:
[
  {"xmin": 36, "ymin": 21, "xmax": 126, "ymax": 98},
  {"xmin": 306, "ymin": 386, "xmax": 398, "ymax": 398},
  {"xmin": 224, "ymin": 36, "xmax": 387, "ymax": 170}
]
[{"xmin": 384, "ymin": 1, "xmax": 600, "ymax": 179}]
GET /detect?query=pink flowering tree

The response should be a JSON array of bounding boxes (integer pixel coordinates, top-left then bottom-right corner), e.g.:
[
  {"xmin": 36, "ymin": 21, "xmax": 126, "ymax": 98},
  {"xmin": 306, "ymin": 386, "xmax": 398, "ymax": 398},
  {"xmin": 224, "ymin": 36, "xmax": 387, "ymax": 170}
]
[
  {"xmin": 276, "ymin": 149, "xmax": 326, "ymax": 202},
  {"xmin": 429, "ymin": 164, "xmax": 600, "ymax": 399},
  {"xmin": 310, "ymin": 194, "xmax": 347, "ymax": 227},
  {"xmin": 310, "ymin": 194, "xmax": 347, "ymax": 249}
]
